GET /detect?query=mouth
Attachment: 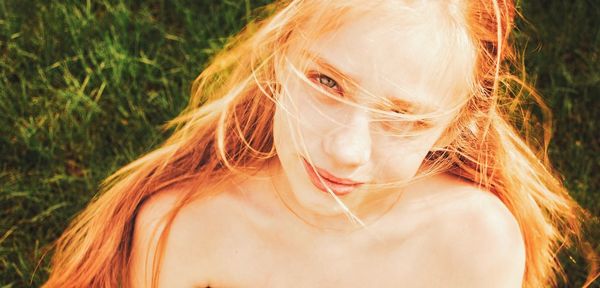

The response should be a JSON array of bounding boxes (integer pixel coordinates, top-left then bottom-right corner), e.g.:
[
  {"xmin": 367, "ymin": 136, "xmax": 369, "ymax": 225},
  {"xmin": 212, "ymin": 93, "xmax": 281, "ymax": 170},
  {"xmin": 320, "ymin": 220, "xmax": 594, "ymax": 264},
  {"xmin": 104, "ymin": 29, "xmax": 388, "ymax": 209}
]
[{"xmin": 301, "ymin": 158, "xmax": 364, "ymax": 196}]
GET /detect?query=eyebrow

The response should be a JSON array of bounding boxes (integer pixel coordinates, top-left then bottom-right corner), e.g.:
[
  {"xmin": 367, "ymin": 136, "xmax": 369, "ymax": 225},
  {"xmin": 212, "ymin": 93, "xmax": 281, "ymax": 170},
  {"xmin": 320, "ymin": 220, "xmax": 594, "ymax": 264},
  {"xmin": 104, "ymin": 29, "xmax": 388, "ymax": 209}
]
[{"xmin": 302, "ymin": 50, "xmax": 440, "ymax": 114}]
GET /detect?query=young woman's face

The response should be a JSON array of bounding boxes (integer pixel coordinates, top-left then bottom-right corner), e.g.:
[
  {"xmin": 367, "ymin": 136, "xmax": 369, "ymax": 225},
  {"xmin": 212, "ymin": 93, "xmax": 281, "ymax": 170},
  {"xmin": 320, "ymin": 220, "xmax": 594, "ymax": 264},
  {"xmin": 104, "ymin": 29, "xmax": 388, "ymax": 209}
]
[{"xmin": 272, "ymin": 9, "xmax": 474, "ymax": 221}]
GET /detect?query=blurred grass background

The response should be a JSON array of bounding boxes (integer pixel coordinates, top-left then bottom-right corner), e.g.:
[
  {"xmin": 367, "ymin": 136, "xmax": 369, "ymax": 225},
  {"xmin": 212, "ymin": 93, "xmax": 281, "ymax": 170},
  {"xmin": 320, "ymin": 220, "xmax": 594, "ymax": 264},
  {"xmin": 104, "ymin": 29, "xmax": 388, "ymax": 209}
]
[{"xmin": 0, "ymin": 0, "xmax": 597, "ymax": 287}]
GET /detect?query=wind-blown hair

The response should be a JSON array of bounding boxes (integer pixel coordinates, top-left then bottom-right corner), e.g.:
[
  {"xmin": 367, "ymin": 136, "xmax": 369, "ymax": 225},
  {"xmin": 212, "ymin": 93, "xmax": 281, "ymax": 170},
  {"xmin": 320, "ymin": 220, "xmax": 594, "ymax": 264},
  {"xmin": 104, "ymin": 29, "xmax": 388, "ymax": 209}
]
[{"xmin": 43, "ymin": 0, "xmax": 596, "ymax": 287}]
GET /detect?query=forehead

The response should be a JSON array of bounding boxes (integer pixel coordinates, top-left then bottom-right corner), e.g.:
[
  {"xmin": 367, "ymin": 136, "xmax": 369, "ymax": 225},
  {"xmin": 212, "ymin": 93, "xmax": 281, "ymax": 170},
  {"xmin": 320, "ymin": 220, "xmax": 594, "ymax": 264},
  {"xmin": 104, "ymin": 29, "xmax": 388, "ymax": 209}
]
[{"xmin": 293, "ymin": 2, "xmax": 475, "ymax": 111}]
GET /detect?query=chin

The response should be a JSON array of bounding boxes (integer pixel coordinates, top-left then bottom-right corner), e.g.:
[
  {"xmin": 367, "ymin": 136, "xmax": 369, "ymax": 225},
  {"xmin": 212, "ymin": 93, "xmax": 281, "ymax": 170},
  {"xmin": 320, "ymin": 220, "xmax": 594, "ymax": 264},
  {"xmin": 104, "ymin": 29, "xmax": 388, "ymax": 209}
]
[{"xmin": 277, "ymin": 155, "xmax": 350, "ymax": 216}]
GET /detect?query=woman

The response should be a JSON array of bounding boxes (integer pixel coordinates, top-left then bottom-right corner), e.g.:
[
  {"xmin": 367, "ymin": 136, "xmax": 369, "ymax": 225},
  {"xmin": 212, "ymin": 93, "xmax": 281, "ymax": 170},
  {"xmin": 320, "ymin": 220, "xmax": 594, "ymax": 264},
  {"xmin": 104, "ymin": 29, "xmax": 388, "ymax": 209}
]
[{"xmin": 43, "ymin": 0, "xmax": 593, "ymax": 287}]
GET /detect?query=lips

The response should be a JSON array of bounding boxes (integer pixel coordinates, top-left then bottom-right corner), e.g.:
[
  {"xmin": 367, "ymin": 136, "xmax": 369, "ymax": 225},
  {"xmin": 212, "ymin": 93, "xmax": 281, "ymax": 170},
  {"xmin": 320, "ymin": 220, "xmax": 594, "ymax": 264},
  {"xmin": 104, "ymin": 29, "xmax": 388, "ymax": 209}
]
[{"xmin": 301, "ymin": 158, "xmax": 364, "ymax": 196}]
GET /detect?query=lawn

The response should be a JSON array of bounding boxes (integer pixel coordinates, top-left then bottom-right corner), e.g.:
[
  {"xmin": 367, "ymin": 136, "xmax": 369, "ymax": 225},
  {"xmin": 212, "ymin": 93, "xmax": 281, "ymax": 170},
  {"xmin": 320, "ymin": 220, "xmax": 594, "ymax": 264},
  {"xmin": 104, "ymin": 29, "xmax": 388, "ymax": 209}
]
[{"xmin": 0, "ymin": 0, "xmax": 598, "ymax": 286}]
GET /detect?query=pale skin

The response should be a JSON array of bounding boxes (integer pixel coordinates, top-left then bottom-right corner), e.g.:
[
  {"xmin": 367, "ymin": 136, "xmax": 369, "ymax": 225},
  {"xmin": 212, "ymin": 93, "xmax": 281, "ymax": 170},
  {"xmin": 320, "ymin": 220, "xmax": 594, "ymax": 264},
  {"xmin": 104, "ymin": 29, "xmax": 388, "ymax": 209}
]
[
  {"xmin": 130, "ymin": 171, "xmax": 525, "ymax": 287},
  {"xmin": 130, "ymin": 5, "xmax": 526, "ymax": 288}
]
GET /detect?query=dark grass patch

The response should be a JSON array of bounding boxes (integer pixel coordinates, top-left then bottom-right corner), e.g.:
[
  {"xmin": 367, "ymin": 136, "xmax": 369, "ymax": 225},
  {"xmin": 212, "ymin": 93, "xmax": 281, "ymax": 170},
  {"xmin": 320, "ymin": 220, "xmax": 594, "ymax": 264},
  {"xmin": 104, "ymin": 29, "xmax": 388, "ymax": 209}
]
[{"xmin": 515, "ymin": 1, "xmax": 599, "ymax": 286}]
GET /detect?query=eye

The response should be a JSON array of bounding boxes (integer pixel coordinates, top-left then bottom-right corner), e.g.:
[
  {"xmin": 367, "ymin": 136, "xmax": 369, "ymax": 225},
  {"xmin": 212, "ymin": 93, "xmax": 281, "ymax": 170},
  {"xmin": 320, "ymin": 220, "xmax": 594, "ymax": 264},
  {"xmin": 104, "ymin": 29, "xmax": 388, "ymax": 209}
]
[
  {"xmin": 411, "ymin": 120, "xmax": 431, "ymax": 130},
  {"xmin": 380, "ymin": 110, "xmax": 433, "ymax": 134},
  {"xmin": 317, "ymin": 74, "xmax": 337, "ymax": 88},
  {"xmin": 388, "ymin": 109, "xmax": 432, "ymax": 130},
  {"xmin": 313, "ymin": 73, "xmax": 341, "ymax": 92}
]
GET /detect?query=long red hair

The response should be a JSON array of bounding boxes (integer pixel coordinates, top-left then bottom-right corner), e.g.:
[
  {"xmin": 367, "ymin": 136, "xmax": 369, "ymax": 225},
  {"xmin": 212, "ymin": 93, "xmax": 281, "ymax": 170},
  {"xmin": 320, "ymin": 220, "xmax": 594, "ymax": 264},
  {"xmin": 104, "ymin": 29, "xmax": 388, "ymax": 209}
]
[{"xmin": 43, "ymin": 1, "xmax": 597, "ymax": 287}]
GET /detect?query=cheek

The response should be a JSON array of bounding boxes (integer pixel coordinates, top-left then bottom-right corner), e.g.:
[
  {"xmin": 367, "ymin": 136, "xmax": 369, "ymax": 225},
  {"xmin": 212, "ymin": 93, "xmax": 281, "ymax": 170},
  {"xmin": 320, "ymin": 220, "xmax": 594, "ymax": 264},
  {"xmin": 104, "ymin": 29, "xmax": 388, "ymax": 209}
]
[
  {"xmin": 272, "ymin": 106, "xmax": 287, "ymax": 153},
  {"xmin": 275, "ymin": 83, "xmax": 338, "ymax": 141},
  {"xmin": 374, "ymin": 133, "xmax": 441, "ymax": 181},
  {"xmin": 376, "ymin": 151, "xmax": 427, "ymax": 181},
  {"xmin": 272, "ymin": 93, "xmax": 321, "ymax": 158}
]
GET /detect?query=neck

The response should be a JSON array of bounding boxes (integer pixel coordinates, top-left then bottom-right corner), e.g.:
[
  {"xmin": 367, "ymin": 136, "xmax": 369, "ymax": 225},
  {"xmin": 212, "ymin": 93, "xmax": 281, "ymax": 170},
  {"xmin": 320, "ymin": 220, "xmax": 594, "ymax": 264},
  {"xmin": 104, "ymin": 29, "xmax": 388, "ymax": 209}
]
[{"xmin": 265, "ymin": 159, "xmax": 404, "ymax": 234}]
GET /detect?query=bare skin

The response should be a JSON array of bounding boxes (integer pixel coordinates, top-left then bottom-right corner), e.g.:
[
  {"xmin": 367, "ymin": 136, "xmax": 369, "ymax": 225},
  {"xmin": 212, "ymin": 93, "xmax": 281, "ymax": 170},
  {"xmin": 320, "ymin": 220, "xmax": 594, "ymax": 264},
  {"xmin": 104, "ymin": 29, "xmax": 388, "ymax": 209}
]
[
  {"xmin": 129, "ymin": 5, "xmax": 528, "ymax": 287},
  {"xmin": 130, "ymin": 164, "xmax": 526, "ymax": 288}
]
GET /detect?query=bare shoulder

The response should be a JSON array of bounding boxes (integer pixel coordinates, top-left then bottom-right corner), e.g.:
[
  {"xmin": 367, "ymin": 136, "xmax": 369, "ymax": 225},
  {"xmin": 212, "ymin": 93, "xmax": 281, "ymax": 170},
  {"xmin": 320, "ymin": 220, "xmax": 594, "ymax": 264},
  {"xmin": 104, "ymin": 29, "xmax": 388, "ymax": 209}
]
[
  {"xmin": 129, "ymin": 183, "xmax": 233, "ymax": 288},
  {"xmin": 129, "ymin": 185, "xmax": 192, "ymax": 287},
  {"xmin": 420, "ymin": 175, "xmax": 526, "ymax": 287}
]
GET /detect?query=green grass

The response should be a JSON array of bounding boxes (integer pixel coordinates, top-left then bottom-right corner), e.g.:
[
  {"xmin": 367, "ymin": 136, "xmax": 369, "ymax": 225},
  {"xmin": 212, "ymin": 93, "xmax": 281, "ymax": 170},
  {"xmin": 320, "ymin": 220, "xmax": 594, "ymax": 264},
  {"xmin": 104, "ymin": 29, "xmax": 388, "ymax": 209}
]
[
  {"xmin": 515, "ymin": 2, "xmax": 600, "ymax": 286},
  {"xmin": 0, "ymin": 0, "xmax": 597, "ymax": 286}
]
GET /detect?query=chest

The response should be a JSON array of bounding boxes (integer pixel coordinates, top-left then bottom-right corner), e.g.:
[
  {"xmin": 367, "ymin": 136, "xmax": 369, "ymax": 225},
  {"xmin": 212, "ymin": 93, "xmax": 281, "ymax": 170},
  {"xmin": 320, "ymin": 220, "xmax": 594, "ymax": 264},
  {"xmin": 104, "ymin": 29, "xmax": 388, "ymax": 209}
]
[{"xmin": 188, "ymin": 219, "xmax": 444, "ymax": 287}]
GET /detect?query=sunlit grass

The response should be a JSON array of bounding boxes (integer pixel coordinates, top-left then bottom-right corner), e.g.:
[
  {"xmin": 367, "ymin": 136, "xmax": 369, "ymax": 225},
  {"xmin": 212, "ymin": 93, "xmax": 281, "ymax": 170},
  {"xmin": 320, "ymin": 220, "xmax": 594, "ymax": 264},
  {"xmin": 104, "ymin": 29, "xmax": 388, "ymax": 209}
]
[{"xmin": 0, "ymin": 0, "xmax": 597, "ymax": 286}]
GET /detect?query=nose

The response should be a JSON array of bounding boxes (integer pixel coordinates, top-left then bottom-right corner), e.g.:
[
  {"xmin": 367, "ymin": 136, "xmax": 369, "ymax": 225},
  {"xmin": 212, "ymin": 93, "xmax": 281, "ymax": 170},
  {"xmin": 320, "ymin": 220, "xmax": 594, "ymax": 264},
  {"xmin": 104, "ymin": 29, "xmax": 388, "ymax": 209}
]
[{"xmin": 322, "ymin": 112, "xmax": 372, "ymax": 167}]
